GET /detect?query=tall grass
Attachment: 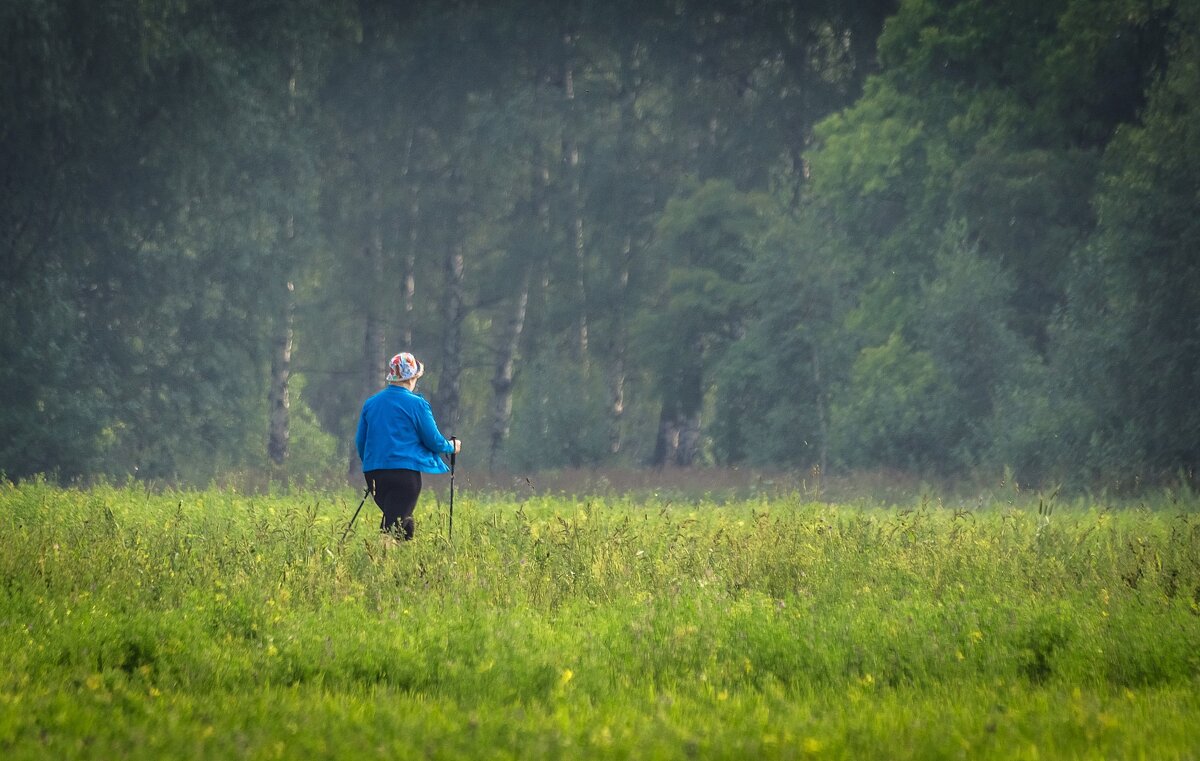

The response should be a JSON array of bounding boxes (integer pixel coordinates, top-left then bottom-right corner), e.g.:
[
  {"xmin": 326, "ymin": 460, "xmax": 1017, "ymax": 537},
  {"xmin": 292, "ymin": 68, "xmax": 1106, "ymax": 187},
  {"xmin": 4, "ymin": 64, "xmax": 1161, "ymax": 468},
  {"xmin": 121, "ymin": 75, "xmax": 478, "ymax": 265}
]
[{"xmin": 1, "ymin": 479, "xmax": 1198, "ymax": 759}]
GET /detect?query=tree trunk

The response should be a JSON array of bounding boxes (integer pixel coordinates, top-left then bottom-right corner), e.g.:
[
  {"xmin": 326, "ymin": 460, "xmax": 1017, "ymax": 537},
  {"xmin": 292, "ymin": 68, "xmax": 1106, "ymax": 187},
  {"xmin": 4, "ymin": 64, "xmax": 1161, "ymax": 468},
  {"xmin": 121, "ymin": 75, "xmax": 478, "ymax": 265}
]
[
  {"xmin": 267, "ymin": 278, "xmax": 295, "ymax": 467},
  {"xmin": 651, "ymin": 339, "xmax": 704, "ymax": 468},
  {"xmin": 676, "ymin": 407, "xmax": 702, "ymax": 467},
  {"xmin": 363, "ymin": 202, "xmax": 387, "ymax": 401},
  {"xmin": 573, "ymin": 201, "xmax": 588, "ymax": 373},
  {"xmin": 399, "ymin": 129, "xmax": 418, "ymax": 347},
  {"xmin": 813, "ymin": 343, "xmax": 828, "ymax": 478},
  {"xmin": 610, "ymin": 46, "xmax": 642, "ymax": 456},
  {"xmin": 402, "ymin": 201, "xmax": 418, "ymax": 347},
  {"xmin": 388, "ymin": 195, "xmax": 418, "ymax": 348},
  {"xmin": 652, "ymin": 399, "xmax": 681, "ymax": 468},
  {"xmin": 609, "ymin": 236, "xmax": 631, "ymax": 454},
  {"xmin": 563, "ymin": 35, "xmax": 589, "ymax": 373},
  {"xmin": 350, "ymin": 199, "xmax": 387, "ymax": 477},
  {"xmin": 652, "ymin": 395, "xmax": 703, "ymax": 468},
  {"xmin": 268, "ymin": 53, "xmax": 300, "ymax": 473},
  {"xmin": 362, "ymin": 306, "xmax": 385, "ymax": 399},
  {"xmin": 437, "ymin": 238, "xmax": 466, "ymax": 433},
  {"xmin": 489, "ymin": 268, "xmax": 530, "ymax": 471}
]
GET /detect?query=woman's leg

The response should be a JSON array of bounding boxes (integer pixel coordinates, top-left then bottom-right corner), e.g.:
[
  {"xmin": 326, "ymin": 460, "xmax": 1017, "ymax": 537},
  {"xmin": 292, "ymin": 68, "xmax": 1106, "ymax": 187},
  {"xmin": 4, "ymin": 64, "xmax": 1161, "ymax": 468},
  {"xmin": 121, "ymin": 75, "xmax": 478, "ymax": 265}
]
[
  {"xmin": 366, "ymin": 469, "xmax": 422, "ymax": 539},
  {"xmin": 364, "ymin": 470, "xmax": 391, "ymax": 531},
  {"xmin": 393, "ymin": 470, "xmax": 422, "ymax": 540}
]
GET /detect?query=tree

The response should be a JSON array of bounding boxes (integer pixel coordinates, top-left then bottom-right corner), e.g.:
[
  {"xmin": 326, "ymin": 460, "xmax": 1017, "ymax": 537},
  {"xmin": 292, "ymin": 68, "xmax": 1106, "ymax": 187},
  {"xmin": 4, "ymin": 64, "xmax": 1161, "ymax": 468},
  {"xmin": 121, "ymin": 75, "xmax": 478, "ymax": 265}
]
[
  {"xmin": 638, "ymin": 180, "xmax": 767, "ymax": 466},
  {"xmin": 1041, "ymin": 2, "xmax": 1200, "ymax": 483},
  {"xmin": 712, "ymin": 207, "xmax": 861, "ymax": 472},
  {"xmin": 796, "ymin": 0, "xmax": 1192, "ymax": 479}
]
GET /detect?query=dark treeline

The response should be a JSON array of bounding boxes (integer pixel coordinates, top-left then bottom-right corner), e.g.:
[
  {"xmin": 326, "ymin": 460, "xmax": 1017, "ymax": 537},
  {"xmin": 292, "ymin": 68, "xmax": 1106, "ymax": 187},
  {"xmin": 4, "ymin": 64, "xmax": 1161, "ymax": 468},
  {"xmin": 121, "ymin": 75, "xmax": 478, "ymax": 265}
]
[{"xmin": 2, "ymin": 0, "xmax": 1197, "ymax": 488}]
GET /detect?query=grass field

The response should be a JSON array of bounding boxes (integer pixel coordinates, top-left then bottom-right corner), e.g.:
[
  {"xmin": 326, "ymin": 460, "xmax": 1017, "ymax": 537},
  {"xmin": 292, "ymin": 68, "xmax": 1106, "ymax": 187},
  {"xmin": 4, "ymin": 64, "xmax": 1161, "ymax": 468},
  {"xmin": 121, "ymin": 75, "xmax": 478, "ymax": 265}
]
[{"xmin": 1, "ymin": 479, "xmax": 1198, "ymax": 759}]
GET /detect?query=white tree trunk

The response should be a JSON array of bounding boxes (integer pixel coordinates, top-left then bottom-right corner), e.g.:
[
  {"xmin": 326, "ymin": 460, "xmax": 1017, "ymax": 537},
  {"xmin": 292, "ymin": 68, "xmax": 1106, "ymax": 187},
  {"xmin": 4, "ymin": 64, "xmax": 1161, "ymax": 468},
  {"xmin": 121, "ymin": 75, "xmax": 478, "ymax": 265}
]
[
  {"xmin": 267, "ymin": 278, "xmax": 294, "ymax": 466},
  {"xmin": 437, "ymin": 238, "xmax": 466, "ymax": 432},
  {"xmin": 609, "ymin": 236, "xmax": 631, "ymax": 454},
  {"xmin": 489, "ymin": 269, "xmax": 530, "ymax": 471}
]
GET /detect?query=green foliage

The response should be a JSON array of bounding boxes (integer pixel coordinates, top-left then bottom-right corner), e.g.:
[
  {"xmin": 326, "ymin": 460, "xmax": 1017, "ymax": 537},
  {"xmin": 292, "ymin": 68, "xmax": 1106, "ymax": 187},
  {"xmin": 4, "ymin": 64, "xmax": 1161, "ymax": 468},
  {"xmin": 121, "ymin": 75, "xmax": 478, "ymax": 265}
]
[
  {"xmin": 833, "ymin": 332, "xmax": 950, "ymax": 469},
  {"xmin": 1, "ymin": 483, "xmax": 1199, "ymax": 758},
  {"xmin": 283, "ymin": 376, "xmax": 342, "ymax": 477},
  {"xmin": 3, "ymin": 0, "xmax": 1198, "ymax": 489},
  {"xmin": 917, "ymin": 221, "xmax": 1030, "ymax": 465},
  {"xmin": 0, "ymin": 281, "xmax": 112, "ymax": 480},
  {"xmin": 635, "ymin": 180, "xmax": 769, "ymax": 464},
  {"xmin": 711, "ymin": 207, "xmax": 861, "ymax": 467},
  {"xmin": 988, "ymin": 1, "xmax": 1200, "ymax": 486},
  {"xmin": 503, "ymin": 355, "xmax": 611, "ymax": 471},
  {"xmin": 640, "ymin": 180, "xmax": 769, "ymax": 383},
  {"xmin": 787, "ymin": 0, "xmax": 1199, "ymax": 483}
]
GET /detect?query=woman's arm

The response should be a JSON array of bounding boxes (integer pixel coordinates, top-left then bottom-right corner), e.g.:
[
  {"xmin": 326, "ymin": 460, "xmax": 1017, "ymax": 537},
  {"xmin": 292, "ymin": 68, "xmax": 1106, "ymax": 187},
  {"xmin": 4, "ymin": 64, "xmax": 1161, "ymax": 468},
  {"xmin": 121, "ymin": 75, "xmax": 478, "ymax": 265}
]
[{"xmin": 413, "ymin": 399, "xmax": 454, "ymax": 454}]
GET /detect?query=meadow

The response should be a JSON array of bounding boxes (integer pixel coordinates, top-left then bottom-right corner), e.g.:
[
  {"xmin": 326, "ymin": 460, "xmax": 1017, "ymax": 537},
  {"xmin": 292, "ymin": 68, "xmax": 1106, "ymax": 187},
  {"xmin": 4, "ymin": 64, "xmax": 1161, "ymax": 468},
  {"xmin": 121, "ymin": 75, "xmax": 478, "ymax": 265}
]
[{"xmin": 1, "ymin": 478, "xmax": 1198, "ymax": 759}]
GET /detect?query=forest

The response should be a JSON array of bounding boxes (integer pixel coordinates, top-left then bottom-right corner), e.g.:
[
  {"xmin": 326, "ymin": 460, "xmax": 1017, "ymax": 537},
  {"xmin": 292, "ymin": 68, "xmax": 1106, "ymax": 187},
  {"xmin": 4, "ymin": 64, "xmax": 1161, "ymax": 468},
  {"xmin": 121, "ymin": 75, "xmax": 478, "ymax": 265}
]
[{"xmin": 3, "ymin": 0, "xmax": 1198, "ymax": 488}]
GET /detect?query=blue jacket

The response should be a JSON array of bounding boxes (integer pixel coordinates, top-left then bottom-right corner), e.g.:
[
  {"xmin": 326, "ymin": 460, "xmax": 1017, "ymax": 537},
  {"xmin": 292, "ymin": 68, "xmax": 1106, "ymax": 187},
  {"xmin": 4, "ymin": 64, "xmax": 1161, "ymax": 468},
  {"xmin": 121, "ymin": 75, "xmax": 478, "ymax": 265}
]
[{"xmin": 355, "ymin": 385, "xmax": 453, "ymax": 474}]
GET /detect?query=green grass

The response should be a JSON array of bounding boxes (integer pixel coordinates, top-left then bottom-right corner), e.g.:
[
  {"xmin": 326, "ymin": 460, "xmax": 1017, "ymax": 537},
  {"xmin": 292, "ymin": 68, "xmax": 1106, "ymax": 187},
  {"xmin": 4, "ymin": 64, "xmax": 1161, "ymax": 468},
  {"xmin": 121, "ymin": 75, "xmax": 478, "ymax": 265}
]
[{"xmin": 1, "ymin": 479, "xmax": 1198, "ymax": 759}]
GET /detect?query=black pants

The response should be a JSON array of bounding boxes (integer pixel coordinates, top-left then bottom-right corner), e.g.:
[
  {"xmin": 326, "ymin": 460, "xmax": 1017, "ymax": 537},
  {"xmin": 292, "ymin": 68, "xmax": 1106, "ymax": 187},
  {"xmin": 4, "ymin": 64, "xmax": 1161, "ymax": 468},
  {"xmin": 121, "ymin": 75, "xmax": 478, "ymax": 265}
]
[{"xmin": 365, "ymin": 469, "xmax": 422, "ymax": 540}]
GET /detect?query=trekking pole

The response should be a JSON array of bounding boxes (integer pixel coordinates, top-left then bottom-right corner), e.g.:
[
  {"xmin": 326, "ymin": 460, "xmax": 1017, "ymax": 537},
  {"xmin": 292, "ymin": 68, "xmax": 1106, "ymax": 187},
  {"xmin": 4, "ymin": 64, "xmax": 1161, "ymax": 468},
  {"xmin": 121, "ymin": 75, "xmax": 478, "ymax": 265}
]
[
  {"xmin": 341, "ymin": 485, "xmax": 371, "ymax": 543},
  {"xmin": 448, "ymin": 437, "xmax": 458, "ymax": 542}
]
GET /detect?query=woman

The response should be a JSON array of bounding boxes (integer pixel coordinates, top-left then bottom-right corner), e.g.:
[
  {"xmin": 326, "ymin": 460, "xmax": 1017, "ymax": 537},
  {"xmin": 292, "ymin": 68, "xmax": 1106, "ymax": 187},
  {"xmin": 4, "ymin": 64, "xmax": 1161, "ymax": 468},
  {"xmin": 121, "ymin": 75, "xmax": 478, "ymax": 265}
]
[{"xmin": 355, "ymin": 352, "xmax": 461, "ymax": 540}]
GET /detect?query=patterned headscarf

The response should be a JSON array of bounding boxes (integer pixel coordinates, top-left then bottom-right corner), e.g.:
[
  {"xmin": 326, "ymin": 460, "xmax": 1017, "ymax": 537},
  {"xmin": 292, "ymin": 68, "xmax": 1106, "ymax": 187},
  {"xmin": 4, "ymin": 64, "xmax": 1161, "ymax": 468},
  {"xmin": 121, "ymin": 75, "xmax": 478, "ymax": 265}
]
[{"xmin": 387, "ymin": 352, "xmax": 425, "ymax": 383}]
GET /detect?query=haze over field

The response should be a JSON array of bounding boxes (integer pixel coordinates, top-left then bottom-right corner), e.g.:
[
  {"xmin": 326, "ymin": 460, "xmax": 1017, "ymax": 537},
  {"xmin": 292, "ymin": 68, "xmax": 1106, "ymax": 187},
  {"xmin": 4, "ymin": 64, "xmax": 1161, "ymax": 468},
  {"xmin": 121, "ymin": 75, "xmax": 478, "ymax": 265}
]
[{"xmin": 3, "ymin": 0, "xmax": 1198, "ymax": 489}]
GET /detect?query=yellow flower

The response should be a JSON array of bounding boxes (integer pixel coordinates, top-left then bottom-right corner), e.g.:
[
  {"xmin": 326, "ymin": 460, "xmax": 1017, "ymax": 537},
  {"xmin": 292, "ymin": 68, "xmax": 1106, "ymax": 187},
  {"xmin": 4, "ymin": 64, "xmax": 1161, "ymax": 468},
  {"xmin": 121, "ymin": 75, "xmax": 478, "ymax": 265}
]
[{"xmin": 559, "ymin": 668, "xmax": 574, "ymax": 686}]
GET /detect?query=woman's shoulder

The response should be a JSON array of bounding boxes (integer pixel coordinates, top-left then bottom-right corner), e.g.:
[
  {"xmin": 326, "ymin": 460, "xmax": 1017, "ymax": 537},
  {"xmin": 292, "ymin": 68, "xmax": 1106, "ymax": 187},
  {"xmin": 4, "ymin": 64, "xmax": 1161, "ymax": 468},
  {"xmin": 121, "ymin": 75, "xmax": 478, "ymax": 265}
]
[{"xmin": 395, "ymin": 388, "xmax": 434, "ymax": 410}]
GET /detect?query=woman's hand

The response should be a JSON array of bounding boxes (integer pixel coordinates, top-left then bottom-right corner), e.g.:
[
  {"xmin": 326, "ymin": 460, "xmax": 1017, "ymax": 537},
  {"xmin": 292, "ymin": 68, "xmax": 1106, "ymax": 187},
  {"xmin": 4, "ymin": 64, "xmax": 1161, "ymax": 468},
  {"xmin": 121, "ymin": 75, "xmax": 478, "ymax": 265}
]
[{"xmin": 450, "ymin": 437, "xmax": 461, "ymax": 454}]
